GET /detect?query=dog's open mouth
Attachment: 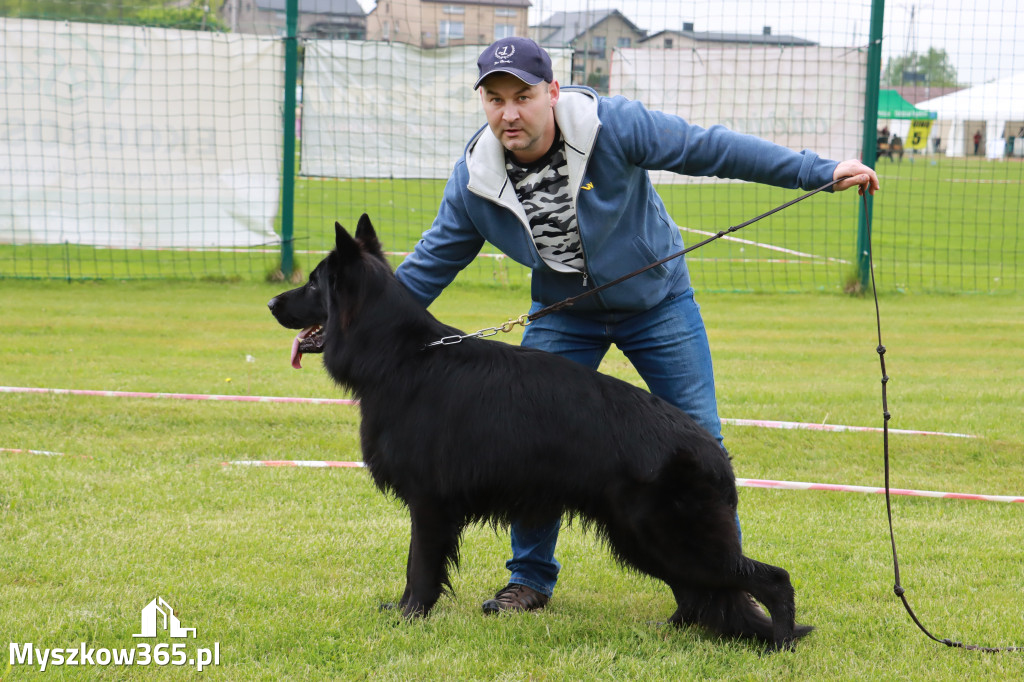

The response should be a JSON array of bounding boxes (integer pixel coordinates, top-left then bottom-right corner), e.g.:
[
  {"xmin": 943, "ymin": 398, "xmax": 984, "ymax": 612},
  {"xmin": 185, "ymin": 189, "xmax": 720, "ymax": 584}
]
[{"xmin": 290, "ymin": 325, "xmax": 325, "ymax": 369}]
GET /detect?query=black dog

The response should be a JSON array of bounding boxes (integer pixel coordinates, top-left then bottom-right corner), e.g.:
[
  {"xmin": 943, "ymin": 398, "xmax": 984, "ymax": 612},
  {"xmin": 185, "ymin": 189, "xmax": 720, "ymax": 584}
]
[{"xmin": 268, "ymin": 216, "xmax": 812, "ymax": 650}]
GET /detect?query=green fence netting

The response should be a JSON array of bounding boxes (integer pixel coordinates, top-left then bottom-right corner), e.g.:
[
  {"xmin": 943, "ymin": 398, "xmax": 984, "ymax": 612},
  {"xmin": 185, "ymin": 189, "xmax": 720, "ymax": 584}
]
[{"xmin": 1, "ymin": 1, "xmax": 1021, "ymax": 292}]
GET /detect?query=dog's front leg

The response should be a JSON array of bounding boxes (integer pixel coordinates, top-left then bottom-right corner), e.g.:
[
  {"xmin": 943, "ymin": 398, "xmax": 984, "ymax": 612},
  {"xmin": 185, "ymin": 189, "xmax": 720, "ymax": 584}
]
[
  {"xmin": 394, "ymin": 541, "xmax": 414, "ymax": 611},
  {"xmin": 400, "ymin": 502, "xmax": 462, "ymax": 618}
]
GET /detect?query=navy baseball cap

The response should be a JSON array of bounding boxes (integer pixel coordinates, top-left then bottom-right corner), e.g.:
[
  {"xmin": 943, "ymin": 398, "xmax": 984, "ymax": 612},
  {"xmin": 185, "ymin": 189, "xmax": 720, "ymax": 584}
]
[{"xmin": 474, "ymin": 37, "xmax": 554, "ymax": 90}]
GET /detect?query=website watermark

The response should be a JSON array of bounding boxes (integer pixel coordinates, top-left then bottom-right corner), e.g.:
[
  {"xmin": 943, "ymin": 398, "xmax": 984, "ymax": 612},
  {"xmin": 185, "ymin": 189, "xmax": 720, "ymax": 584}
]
[{"xmin": 9, "ymin": 596, "xmax": 220, "ymax": 673}]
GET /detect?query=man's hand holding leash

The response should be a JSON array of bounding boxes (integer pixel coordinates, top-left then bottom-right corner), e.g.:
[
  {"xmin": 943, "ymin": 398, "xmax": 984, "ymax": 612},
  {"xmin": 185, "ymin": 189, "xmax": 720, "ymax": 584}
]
[{"xmin": 833, "ymin": 160, "xmax": 880, "ymax": 195}]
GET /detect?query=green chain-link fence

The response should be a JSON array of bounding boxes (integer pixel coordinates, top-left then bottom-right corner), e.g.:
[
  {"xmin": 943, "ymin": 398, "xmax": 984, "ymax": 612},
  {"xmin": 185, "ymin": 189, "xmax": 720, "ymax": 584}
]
[{"xmin": 2, "ymin": 1, "xmax": 1021, "ymax": 292}]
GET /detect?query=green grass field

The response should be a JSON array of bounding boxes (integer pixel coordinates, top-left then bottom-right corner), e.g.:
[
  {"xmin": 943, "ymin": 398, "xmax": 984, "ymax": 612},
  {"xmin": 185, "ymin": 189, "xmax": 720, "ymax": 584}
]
[
  {"xmin": 2, "ymin": 155, "xmax": 1021, "ymax": 294},
  {"xmin": 2, "ymin": 278, "xmax": 1022, "ymax": 680}
]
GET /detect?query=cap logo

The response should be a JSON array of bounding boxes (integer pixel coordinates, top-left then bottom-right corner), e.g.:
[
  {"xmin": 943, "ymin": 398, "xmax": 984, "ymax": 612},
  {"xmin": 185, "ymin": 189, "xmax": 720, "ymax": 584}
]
[{"xmin": 494, "ymin": 44, "xmax": 515, "ymax": 64}]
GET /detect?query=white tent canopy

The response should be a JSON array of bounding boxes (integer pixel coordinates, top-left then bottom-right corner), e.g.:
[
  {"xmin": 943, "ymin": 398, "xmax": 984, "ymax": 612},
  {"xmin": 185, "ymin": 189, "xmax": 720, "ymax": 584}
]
[{"xmin": 916, "ymin": 72, "xmax": 1024, "ymax": 159}]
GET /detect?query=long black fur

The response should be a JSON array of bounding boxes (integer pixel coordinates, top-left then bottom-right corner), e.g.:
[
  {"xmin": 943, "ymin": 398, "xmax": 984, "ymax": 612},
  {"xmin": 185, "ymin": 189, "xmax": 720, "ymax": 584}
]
[{"xmin": 268, "ymin": 215, "xmax": 813, "ymax": 650}]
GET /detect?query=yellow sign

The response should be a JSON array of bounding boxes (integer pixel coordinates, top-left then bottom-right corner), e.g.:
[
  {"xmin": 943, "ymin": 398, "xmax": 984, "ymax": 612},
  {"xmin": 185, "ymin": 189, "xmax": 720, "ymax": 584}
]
[{"xmin": 907, "ymin": 119, "xmax": 934, "ymax": 150}]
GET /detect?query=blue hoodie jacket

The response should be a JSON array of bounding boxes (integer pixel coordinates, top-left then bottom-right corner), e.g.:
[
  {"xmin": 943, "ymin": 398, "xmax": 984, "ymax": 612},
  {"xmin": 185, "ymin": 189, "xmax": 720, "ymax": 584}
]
[{"xmin": 395, "ymin": 85, "xmax": 839, "ymax": 314}]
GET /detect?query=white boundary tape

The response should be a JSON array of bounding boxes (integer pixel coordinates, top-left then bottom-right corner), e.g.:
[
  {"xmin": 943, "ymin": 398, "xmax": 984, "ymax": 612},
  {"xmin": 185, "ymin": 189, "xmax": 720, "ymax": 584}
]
[
  {"xmin": 220, "ymin": 461, "xmax": 1023, "ymax": 504},
  {"xmin": 1, "ymin": 447, "xmax": 64, "ymax": 456},
  {"xmin": 2, "ymin": 386, "xmax": 976, "ymax": 438},
  {"xmin": 0, "ymin": 386, "xmax": 356, "ymax": 405},
  {"xmin": 87, "ymin": 246, "xmax": 839, "ymax": 266},
  {"xmin": 721, "ymin": 417, "xmax": 976, "ymax": 439},
  {"xmin": 226, "ymin": 460, "xmax": 365, "ymax": 468},
  {"xmin": 679, "ymin": 226, "xmax": 851, "ymax": 264},
  {"xmin": 736, "ymin": 478, "xmax": 1024, "ymax": 504}
]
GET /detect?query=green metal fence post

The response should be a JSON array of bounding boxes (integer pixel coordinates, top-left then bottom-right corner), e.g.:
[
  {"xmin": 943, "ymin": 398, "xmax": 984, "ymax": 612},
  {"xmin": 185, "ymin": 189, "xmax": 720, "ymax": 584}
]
[
  {"xmin": 280, "ymin": 0, "xmax": 299, "ymax": 280},
  {"xmin": 856, "ymin": 0, "xmax": 885, "ymax": 290}
]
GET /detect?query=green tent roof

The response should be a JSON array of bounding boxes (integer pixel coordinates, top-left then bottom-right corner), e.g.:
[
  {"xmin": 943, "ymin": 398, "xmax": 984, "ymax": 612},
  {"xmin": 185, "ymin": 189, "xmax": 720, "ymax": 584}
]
[{"xmin": 878, "ymin": 89, "xmax": 937, "ymax": 120}]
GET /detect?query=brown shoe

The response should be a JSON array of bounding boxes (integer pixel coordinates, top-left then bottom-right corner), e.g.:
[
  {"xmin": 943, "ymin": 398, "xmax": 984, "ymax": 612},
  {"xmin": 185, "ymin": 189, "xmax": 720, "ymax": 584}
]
[{"xmin": 482, "ymin": 583, "xmax": 549, "ymax": 615}]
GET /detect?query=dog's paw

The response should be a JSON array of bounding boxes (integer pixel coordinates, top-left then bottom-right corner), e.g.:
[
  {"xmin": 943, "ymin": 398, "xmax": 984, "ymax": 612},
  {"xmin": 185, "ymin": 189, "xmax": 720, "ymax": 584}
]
[{"xmin": 767, "ymin": 626, "xmax": 814, "ymax": 653}]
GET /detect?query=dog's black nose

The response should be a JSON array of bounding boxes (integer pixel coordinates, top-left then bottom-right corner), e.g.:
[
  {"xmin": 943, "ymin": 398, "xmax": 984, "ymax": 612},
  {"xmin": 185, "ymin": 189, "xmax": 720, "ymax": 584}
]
[{"xmin": 267, "ymin": 297, "xmax": 278, "ymax": 312}]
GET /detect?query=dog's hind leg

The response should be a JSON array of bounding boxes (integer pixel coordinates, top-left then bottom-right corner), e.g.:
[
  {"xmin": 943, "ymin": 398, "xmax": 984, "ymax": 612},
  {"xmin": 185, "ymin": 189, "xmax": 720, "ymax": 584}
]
[
  {"xmin": 736, "ymin": 558, "xmax": 813, "ymax": 650},
  {"xmin": 672, "ymin": 559, "xmax": 812, "ymax": 651},
  {"xmin": 666, "ymin": 586, "xmax": 713, "ymax": 628},
  {"xmin": 668, "ymin": 584, "xmax": 777, "ymax": 644},
  {"xmin": 399, "ymin": 502, "xmax": 464, "ymax": 618},
  {"xmin": 601, "ymin": 497, "xmax": 810, "ymax": 649}
]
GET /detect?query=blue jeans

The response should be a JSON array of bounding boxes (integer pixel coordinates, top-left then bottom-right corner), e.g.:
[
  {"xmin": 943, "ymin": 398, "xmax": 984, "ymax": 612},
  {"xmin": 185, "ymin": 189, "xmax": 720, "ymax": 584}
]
[{"xmin": 506, "ymin": 288, "xmax": 739, "ymax": 597}]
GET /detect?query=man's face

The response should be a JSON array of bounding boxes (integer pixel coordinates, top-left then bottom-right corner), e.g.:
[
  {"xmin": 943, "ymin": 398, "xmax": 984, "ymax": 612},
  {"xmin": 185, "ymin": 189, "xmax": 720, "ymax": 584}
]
[{"xmin": 479, "ymin": 73, "xmax": 559, "ymax": 164}]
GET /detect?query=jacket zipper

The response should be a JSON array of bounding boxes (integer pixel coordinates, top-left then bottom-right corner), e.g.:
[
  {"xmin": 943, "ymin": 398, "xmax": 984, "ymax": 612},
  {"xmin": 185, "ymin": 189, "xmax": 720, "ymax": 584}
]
[
  {"xmin": 573, "ymin": 178, "xmax": 592, "ymax": 290},
  {"xmin": 567, "ymin": 124, "xmax": 599, "ymax": 292}
]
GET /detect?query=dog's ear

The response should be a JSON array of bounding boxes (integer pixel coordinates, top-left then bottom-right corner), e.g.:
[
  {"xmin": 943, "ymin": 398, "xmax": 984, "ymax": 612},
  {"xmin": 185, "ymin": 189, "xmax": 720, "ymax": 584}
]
[
  {"xmin": 335, "ymin": 221, "xmax": 361, "ymax": 262},
  {"xmin": 354, "ymin": 213, "xmax": 386, "ymax": 262}
]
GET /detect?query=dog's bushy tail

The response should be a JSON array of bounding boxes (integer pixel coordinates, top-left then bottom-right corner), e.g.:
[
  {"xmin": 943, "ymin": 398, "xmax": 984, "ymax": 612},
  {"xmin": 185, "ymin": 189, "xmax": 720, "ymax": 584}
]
[{"xmin": 671, "ymin": 588, "xmax": 813, "ymax": 649}]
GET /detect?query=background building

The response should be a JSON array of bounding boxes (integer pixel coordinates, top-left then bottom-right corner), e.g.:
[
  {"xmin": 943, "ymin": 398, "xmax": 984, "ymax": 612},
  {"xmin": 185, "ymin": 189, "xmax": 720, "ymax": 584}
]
[
  {"xmin": 640, "ymin": 22, "xmax": 816, "ymax": 50},
  {"xmin": 225, "ymin": 0, "xmax": 367, "ymax": 38},
  {"xmin": 532, "ymin": 9, "xmax": 645, "ymax": 93},
  {"xmin": 366, "ymin": 0, "xmax": 531, "ymax": 48}
]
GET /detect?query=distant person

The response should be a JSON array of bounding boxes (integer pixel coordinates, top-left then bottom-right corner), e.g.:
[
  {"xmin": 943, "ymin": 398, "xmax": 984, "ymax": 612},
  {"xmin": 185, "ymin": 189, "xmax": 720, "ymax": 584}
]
[
  {"xmin": 890, "ymin": 134, "xmax": 904, "ymax": 163},
  {"xmin": 1011, "ymin": 127, "xmax": 1024, "ymax": 157},
  {"xmin": 974, "ymin": 130, "xmax": 982, "ymax": 155}
]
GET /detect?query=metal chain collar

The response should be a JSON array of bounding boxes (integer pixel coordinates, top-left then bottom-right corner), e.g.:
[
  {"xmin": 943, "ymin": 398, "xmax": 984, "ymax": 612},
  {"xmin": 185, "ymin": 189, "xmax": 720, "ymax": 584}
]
[{"xmin": 422, "ymin": 314, "xmax": 531, "ymax": 348}]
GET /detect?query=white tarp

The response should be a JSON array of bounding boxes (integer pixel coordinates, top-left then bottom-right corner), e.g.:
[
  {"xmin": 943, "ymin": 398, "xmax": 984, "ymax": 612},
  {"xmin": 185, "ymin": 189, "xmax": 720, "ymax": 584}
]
[
  {"xmin": 916, "ymin": 72, "xmax": 1024, "ymax": 159},
  {"xmin": 0, "ymin": 18, "xmax": 283, "ymax": 248},
  {"xmin": 300, "ymin": 41, "xmax": 572, "ymax": 179},
  {"xmin": 610, "ymin": 46, "xmax": 866, "ymax": 184}
]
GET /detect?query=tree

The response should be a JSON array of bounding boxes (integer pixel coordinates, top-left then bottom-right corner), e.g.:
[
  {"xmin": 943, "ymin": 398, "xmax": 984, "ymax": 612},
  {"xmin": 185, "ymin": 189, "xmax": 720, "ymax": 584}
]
[
  {"xmin": 883, "ymin": 47, "xmax": 960, "ymax": 87},
  {"xmin": 136, "ymin": 3, "xmax": 228, "ymax": 32},
  {"xmin": 1, "ymin": 0, "xmax": 226, "ymax": 32}
]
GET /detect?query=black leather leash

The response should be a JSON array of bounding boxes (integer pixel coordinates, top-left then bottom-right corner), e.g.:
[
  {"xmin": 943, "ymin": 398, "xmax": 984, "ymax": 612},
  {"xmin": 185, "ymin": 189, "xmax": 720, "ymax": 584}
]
[
  {"xmin": 424, "ymin": 177, "xmax": 847, "ymax": 348},
  {"xmin": 863, "ymin": 191, "xmax": 1022, "ymax": 653},
  {"xmin": 526, "ymin": 176, "xmax": 847, "ymax": 323}
]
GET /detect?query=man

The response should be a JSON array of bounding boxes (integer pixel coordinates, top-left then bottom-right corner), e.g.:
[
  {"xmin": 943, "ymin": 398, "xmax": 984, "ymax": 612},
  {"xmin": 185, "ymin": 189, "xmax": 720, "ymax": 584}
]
[{"xmin": 395, "ymin": 37, "xmax": 879, "ymax": 615}]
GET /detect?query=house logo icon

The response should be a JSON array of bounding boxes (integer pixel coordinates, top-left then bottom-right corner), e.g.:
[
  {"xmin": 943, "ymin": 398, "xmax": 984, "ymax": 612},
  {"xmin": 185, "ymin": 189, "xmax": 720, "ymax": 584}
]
[{"xmin": 132, "ymin": 597, "xmax": 196, "ymax": 638}]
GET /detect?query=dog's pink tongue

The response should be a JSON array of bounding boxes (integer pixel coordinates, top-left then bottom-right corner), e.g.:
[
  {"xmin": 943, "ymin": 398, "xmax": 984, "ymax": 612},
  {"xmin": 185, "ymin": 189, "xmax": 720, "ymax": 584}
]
[
  {"xmin": 290, "ymin": 333, "xmax": 304, "ymax": 369},
  {"xmin": 290, "ymin": 327, "xmax": 314, "ymax": 369}
]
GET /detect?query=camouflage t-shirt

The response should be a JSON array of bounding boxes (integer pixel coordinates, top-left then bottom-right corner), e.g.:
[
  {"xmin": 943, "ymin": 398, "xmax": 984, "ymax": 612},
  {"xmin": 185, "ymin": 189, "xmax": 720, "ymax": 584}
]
[{"xmin": 504, "ymin": 132, "xmax": 584, "ymax": 273}]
